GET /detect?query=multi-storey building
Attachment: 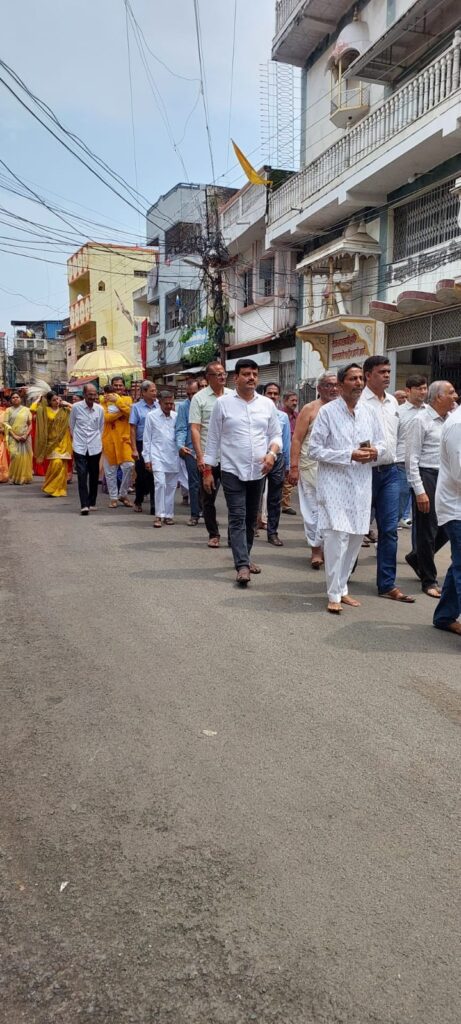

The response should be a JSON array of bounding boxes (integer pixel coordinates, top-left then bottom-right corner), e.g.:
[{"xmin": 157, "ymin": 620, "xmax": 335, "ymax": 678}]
[
  {"xmin": 269, "ymin": 0, "xmax": 461, "ymax": 390},
  {"xmin": 145, "ymin": 182, "xmax": 235, "ymax": 382},
  {"xmin": 219, "ymin": 169, "xmax": 299, "ymax": 389},
  {"xmin": 67, "ymin": 243, "xmax": 156, "ymax": 373},
  {"xmin": 11, "ymin": 319, "xmax": 67, "ymax": 386}
]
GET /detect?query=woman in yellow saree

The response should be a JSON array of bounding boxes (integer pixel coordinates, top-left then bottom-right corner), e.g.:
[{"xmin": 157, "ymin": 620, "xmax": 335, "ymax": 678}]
[
  {"xmin": 34, "ymin": 393, "xmax": 72, "ymax": 497},
  {"xmin": 0, "ymin": 396, "xmax": 10, "ymax": 482},
  {"xmin": 3, "ymin": 393, "xmax": 33, "ymax": 484}
]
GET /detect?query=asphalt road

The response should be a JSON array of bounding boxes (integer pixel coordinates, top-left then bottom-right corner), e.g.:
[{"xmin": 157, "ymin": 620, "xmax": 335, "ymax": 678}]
[{"xmin": 1, "ymin": 480, "xmax": 460, "ymax": 1024}]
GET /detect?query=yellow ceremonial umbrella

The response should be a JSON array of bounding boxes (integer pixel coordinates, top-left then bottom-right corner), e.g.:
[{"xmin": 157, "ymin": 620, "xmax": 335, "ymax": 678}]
[{"xmin": 69, "ymin": 346, "xmax": 142, "ymax": 382}]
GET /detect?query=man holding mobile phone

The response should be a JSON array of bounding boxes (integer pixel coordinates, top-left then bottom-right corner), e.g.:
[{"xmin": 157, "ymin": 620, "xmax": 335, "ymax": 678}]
[{"xmin": 309, "ymin": 363, "xmax": 385, "ymax": 614}]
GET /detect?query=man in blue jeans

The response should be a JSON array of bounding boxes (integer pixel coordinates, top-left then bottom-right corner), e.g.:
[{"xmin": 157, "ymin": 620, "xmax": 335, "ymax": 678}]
[
  {"xmin": 203, "ymin": 359, "xmax": 282, "ymax": 586},
  {"xmin": 175, "ymin": 379, "xmax": 201, "ymax": 526},
  {"xmin": 433, "ymin": 400, "xmax": 461, "ymax": 636},
  {"xmin": 361, "ymin": 355, "xmax": 415, "ymax": 603}
]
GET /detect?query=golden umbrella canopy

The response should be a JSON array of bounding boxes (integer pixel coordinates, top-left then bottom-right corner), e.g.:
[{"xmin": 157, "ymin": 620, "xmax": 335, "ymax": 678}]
[{"xmin": 69, "ymin": 346, "xmax": 142, "ymax": 382}]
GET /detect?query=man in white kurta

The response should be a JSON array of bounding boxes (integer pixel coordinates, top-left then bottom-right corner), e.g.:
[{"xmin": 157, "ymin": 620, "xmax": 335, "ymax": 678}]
[
  {"xmin": 309, "ymin": 363, "xmax": 385, "ymax": 613},
  {"xmin": 143, "ymin": 391, "xmax": 179, "ymax": 525}
]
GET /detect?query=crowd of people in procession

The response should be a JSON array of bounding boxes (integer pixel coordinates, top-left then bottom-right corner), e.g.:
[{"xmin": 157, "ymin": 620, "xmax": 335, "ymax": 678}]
[{"xmin": 1, "ymin": 353, "xmax": 461, "ymax": 636}]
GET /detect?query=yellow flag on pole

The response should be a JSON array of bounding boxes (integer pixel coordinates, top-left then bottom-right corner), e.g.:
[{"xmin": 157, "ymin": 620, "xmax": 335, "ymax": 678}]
[{"xmin": 232, "ymin": 140, "xmax": 272, "ymax": 187}]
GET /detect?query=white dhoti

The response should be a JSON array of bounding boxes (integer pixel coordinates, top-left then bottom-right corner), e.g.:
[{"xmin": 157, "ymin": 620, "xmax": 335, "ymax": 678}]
[
  {"xmin": 323, "ymin": 530, "xmax": 364, "ymax": 604},
  {"xmin": 178, "ymin": 458, "xmax": 189, "ymax": 492},
  {"xmin": 298, "ymin": 473, "xmax": 321, "ymax": 548},
  {"xmin": 154, "ymin": 471, "xmax": 177, "ymax": 518}
]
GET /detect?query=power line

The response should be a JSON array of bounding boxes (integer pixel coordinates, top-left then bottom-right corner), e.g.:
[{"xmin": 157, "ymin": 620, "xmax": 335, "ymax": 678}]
[
  {"xmin": 124, "ymin": 0, "xmax": 141, "ymax": 236},
  {"xmin": 192, "ymin": 0, "xmax": 216, "ymax": 183},
  {"xmin": 225, "ymin": 0, "xmax": 238, "ymax": 172}
]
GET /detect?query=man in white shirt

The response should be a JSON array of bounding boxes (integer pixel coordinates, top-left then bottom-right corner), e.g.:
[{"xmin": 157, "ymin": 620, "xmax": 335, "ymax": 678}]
[
  {"xmin": 143, "ymin": 391, "xmax": 179, "ymax": 527},
  {"xmin": 395, "ymin": 374, "xmax": 428, "ymax": 527},
  {"xmin": 69, "ymin": 384, "xmax": 105, "ymax": 515},
  {"xmin": 189, "ymin": 361, "xmax": 232, "ymax": 548},
  {"xmin": 361, "ymin": 355, "xmax": 415, "ymax": 603},
  {"xmin": 310, "ymin": 363, "xmax": 385, "ymax": 614},
  {"xmin": 405, "ymin": 381, "xmax": 458, "ymax": 598},
  {"xmin": 433, "ymin": 400, "xmax": 461, "ymax": 636},
  {"xmin": 204, "ymin": 358, "xmax": 282, "ymax": 586}
]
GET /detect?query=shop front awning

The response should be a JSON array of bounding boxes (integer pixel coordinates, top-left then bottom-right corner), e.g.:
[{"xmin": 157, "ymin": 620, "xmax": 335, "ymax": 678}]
[{"xmin": 369, "ymin": 279, "xmax": 461, "ymax": 323}]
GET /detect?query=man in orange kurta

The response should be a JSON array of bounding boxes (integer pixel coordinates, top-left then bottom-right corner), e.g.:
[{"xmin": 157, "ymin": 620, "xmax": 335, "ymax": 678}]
[{"xmin": 101, "ymin": 376, "xmax": 135, "ymax": 507}]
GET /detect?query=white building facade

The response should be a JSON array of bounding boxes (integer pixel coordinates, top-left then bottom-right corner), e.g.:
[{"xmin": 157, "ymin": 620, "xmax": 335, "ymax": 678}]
[
  {"xmin": 269, "ymin": 0, "xmax": 461, "ymax": 390},
  {"xmin": 145, "ymin": 183, "xmax": 235, "ymax": 382},
  {"xmin": 219, "ymin": 171, "xmax": 299, "ymax": 390}
]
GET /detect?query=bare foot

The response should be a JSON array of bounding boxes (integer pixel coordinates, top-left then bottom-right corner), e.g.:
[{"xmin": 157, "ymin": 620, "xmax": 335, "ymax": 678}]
[
  {"xmin": 446, "ymin": 622, "xmax": 461, "ymax": 635},
  {"xmin": 327, "ymin": 601, "xmax": 342, "ymax": 615},
  {"xmin": 341, "ymin": 595, "xmax": 361, "ymax": 607}
]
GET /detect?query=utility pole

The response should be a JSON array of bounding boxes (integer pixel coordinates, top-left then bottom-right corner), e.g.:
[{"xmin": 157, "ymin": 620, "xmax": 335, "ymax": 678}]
[{"xmin": 202, "ymin": 188, "xmax": 231, "ymax": 368}]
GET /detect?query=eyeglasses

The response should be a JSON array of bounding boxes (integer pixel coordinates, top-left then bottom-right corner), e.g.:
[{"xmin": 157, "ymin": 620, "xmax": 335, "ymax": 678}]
[
  {"xmin": 208, "ymin": 371, "xmax": 227, "ymax": 377},
  {"xmin": 320, "ymin": 383, "xmax": 339, "ymax": 389}
]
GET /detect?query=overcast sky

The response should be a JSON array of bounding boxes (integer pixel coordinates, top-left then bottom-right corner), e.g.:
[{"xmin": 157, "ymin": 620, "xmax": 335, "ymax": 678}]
[{"xmin": 0, "ymin": 0, "xmax": 275, "ymax": 337}]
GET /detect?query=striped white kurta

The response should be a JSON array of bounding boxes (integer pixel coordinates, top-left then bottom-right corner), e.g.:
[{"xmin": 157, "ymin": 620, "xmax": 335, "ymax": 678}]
[{"xmin": 309, "ymin": 397, "xmax": 385, "ymax": 534}]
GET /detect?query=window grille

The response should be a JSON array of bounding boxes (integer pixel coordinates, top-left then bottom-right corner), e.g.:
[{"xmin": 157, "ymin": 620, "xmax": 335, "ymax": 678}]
[
  {"xmin": 165, "ymin": 289, "xmax": 200, "ymax": 331},
  {"xmin": 165, "ymin": 222, "xmax": 201, "ymax": 259},
  {"xmin": 259, "ymin": 259, "xmax": 275, "ymax": 298},
  {"xmin": 243, "ymin": 269, "xmax": 254, "ymax": 307},
  {"xmin": 393, "ymin": 180, "xmax": 460, "ymax": 261},
  {"xmin": 133, "ymin": 270, "xmax": 148, "ymax": 277},
  {"xmin": 387, "ymin": 307, "xmax": 461, "ymax": 350}
]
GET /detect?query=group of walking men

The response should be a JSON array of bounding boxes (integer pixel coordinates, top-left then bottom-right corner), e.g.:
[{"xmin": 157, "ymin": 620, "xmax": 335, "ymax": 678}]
[{"xmin": 67, "ymin": 354, "xmax": 461, "ymax": 635}]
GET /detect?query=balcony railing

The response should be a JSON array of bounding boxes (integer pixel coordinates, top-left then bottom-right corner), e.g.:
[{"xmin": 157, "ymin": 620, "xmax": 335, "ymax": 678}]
[
  {"xmin": 68, "ymin": 248, "xmax": 89, "ymax": 283},
  {"xmin": 269, "ymin": 34, "xmax": 461, "ymax": 226},
  {"xmin": 69, "ymin": 295, "xmax": 92, "ymax": 330},
  {"xmin": 275, "ymin": 0, "xmax": 300, "ymax": 35},
  {"xmin": 221, "ymin": 184, "xmax": 266, "ymax": 230}
]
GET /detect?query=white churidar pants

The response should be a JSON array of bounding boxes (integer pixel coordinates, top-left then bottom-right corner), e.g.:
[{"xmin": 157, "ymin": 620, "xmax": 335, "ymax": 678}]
[
  {"xmin": 323, "ymin": 529, "xmax": 363, "ymax": 603},
  {"xmin": 298, "ymin": 475, "xmax": 320, "ymax": 548},
  {"xmin": 154, "ymin": 471, "xmax": 177, "ymax": 519},
  {"xmin": 104, "ymin": 459, "xmax": 133, "ymax": 501}
]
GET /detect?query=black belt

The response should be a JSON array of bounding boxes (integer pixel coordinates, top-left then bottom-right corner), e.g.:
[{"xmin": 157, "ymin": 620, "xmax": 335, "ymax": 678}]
[{"xmin": 373, "ymin": 463, "xmax": 396, "ymax": 473}]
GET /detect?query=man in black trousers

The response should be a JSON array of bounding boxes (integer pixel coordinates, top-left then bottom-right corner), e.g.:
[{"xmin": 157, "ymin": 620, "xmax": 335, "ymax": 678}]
[
  {"xmin": 405, "ymin": 379, "xmax": 458, "ymax": 597},
  {"xmin": 69, "ymin": 384, "xmax": 105, "ymax": 515}
]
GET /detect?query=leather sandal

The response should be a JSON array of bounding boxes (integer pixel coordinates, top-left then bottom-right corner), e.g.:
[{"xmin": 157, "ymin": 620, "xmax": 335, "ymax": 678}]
[
  {"xmin": 236, "ymin": 567, "xmax": 250, "ymax": 586},
  {"xmin": 249, "ymin": 563, "xmax": 261, "ymax": 574},
  {"xmin": 207, "ymin": 537, "xmax": 220, "ymax": 548},
  {"xmin": 379, "ymin": 587, "xmax": 415, "ymax": 603},
  {"xmin": 423, "ymin": 586, "xmax": 441, "ymax": 599}
]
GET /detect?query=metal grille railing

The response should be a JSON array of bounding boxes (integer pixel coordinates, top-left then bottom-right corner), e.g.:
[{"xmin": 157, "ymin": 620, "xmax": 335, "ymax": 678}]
[
  {"xmin": 269, "ymin": 34, "xmax": 461, "ymax": 226},
  {"xmin": 275, "ymin": 0, "xmax": 301, "ymax": 35},
  {"xmin": 387, "ymin": 307, "xmax": 461, "ymax": 351},
  {"xmin": 393, "ymin": 180, "xmax": 460, "ymax": 260}
]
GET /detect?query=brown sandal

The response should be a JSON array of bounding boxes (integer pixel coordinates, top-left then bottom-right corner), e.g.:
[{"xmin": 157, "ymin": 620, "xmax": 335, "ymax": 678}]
[
  {"xmin": 108, "ymin": 500, "xmax": 118, "ymax": 508},
  {"xmin": 379, "ymin": 587, "xmax": 415, "ymax": 603},
  {"xmin": 423, "ymin": 586, "xmax": 441, "ymax": 599},
  {"xmin": 207, "ymin": 537, "xmax": 220, "ymax": 548},
  {"xmin": 118, "ymin": 497, "xmax": 133, "ymax": 507}
]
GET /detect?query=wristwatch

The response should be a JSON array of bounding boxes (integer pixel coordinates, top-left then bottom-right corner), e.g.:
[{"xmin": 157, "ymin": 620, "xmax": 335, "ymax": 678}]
[{"xmin": 266, "ymin": 450, "xmax": 277, "ymax": 461}]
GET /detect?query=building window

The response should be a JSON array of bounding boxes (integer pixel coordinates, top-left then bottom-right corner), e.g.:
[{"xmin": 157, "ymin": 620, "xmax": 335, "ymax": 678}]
[
  {"xmin": 98, "ymin": 280, "xmax": 105, "ymax": 291},
  {"xmin": 243, "ymin": 269, "xmax": 253, "ymax": 308},
  {"xmin": 393, "ymin": 179, "xmax": 460, "ymax": 261},
  {"xmin": 133, "ymin": 269, "xmax": 149, "ymax": 277},
  {"xmin": 259, "ymin": 258, "xmax": 274, "ymax": 298},
  {"xmin": 164, "ymin": 222, "xmax": 202, "ymax": 259},
  {"xmin": 165, "ymin": 289, "xmax": 200, "ymax": 331}
]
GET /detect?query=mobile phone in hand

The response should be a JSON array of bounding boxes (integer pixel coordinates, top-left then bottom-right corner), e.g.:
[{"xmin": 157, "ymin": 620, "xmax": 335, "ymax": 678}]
[{"xmin": 359, "ymin": 440, "xmax": 371, "ymax": 449}]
